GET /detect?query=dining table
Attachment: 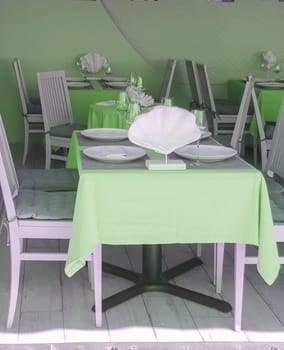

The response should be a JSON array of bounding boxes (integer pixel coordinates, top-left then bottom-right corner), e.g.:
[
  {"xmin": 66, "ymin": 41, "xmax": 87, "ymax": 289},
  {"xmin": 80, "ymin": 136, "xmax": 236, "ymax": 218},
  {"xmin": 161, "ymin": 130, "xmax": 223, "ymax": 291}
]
[
  {"xmin": 228, "ymin": 79, "xmax": 284, "ymax": 137},
  {"xmin": 68, "ymin": 79, "xmax": 120, "ymax": 125},
  {"xmin": 65, "ymin": 131, "xmax": 280, "ymax": 315}
]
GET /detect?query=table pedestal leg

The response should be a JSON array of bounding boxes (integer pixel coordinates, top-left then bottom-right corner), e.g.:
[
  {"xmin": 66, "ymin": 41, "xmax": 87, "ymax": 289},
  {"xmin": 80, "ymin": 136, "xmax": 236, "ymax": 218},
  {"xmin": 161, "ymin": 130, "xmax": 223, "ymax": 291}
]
[{"xmin": 92, "ymin": 244, "xmax": 232, "ymax": 313}]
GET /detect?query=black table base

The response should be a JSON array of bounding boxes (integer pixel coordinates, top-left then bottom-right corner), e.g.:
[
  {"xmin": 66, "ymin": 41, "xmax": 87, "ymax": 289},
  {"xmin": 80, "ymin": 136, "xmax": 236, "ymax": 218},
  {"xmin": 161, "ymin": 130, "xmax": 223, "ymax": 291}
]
[{"xmin": 92, "ymin": 244, "xmax": 232, "ymax": 313}]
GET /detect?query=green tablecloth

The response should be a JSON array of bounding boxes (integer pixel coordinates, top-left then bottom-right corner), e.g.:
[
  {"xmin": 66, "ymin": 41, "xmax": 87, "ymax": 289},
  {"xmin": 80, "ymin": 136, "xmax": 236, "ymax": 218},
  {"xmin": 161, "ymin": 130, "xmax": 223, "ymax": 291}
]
[
  {"xmin": 228, "ymin": 80, "xmax": 284, "ymax": 137},
  {"xmin": 69, "ymin": 81, "xmax": 119, "ymax": 125},
  {"xmin": 65, "ymin": 133, "xmax": 279, "ymax": 285},
  {"xmin": 88, "ymin": 104, "xmax": 128, "ymax": 129}
]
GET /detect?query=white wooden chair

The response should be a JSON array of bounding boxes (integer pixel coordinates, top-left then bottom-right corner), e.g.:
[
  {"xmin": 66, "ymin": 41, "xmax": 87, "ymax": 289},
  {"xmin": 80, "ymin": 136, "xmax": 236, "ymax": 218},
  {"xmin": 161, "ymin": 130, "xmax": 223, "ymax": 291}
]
[
  {"xmin": 13, "ymin": 58, "xmax": 44, "ymax": 165},
  {"xmin": 233, "ymin": 96, "xmax": 284, "ymax": 331},
  {"xmin": 185, "ymin": 60, "xmax": 203, "ymax": 110},
  {"xmin": 196, "ymin": 63, "xmax": 251, "ymax": 136},
  {"xmin": 196, "ymin": 77, "xmax": 256, "ymax": 293},
  {"xmin": 159, "ymin": 59, "xmax": 177, "ymax": 102},
  {"xmin": 37, "ymin": 70, "xmax": 85, "ymax": 169},
  {"xmin": 0, "ymin": 114, "xmax": 79, "ymax": 194},
  {"xmin": 0, "ymin": 129, "xmax": 102, "ymax": 328}
]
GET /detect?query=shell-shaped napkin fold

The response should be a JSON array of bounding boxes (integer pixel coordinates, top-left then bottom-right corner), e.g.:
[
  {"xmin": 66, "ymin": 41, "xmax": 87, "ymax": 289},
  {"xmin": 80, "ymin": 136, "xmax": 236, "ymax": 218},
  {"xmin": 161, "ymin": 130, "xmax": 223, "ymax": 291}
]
[
  {"xmin": 126, "ymin": 86, "xmax": 154, "ymax": 107},
  {"xmin": 79, "ymin": 53, "xmax": 109, "ymax": 73},
  {"xmin": 128, "ymin": 106, "xmax": 201, "ymax": 155}
]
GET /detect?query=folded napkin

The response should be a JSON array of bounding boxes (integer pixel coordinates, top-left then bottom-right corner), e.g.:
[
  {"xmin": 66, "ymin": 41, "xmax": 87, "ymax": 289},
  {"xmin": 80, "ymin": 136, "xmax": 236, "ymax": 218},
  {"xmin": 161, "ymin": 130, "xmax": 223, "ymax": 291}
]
[
  {"xmin": 128, "ymin": 106, "xmax": 201, "ymax": 155},
  {"xmin": 126, "ymin": 86, "xmax": 154, "ymax": 107},
  {"xmin": 79, "ymin": 53, "xmax": 109, "ymax": 73}
]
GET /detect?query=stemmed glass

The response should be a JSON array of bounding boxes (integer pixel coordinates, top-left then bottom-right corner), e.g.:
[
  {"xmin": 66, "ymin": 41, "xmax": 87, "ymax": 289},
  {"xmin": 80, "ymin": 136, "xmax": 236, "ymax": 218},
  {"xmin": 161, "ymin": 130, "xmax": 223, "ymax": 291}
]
[
  {"xmin": 195, "ymin": 110, "xmax": 207, "ymax": 165},
  {"xmin": 127, "ymin": 102, "xmax": 140, "ymax": 127}
]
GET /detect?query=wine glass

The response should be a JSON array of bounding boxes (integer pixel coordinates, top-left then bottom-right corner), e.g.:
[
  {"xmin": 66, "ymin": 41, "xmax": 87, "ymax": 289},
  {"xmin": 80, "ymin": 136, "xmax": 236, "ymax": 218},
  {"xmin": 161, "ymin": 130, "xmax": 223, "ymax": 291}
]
[
  {"xmin": 127, "ymin": 102, "xmax": 140, "ymax": 127},
  {"xmin": 161, "ymin": 97, "xmax": 174, "ymax": 107},
  {"xmin": 195, "ymin": 110, "xmax": 207, "ymax": 165}
]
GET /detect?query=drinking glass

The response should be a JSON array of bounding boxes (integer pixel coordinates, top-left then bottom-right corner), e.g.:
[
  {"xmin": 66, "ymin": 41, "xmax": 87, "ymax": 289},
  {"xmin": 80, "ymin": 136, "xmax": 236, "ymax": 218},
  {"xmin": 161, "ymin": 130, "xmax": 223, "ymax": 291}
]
[
  {"xmin": 161, "ymin": 97, "xmax": 174, "ymax": 106},
  {"xmin": 127, "ymin": 102, "xmax": 140, "ymax": 126},
  {"xmin": 195, "ymin": 110, "xmax": 207, "ymax": 165},
  {"xmin": 117, "ymin": 91, "xmax": 128, "ymax": 110},
  {"xmin": 129, "ymin": 72, "xmax": 137, "ymax": 86}
]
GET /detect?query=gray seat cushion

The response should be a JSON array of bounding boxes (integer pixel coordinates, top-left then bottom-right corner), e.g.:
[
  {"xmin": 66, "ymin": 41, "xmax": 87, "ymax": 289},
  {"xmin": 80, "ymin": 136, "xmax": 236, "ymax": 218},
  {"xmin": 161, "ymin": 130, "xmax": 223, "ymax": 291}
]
[
  {"xmin": 50, "ymin": 123, "xmax": 85, "ymax": 138},
  {"xmin": 27, "ymin": 103, "xmax": 42, "ymax": 114},
  {"xmin": 264, "ymin": 123, "xmax": 275, "ymax": 140},
  {"xmin": 265, "ymin": 175, "xmax": 284, "ymax": 223},
  {"xmin": 15, "ymin": 189, "xmax": 76, "ymax": 220},
  {"xmin": 17, "ymin": 168, "xmax": 79, "ymax": 191},
  {"xmin": 215, "ymin": 99, "xmax": 240, "ymax": 115}
]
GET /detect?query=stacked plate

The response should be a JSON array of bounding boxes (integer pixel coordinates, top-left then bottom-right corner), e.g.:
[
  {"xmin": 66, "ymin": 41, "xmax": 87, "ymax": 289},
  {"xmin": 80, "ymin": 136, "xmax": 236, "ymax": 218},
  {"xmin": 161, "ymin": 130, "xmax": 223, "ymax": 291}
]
[
  {"xmin": 174, "ymin": 145, "xmax": 237, "ymax": 162},
  {"xmin": 83, "ymin": 145, "xmax": 146, "ymax": 163},
  {"xmin": 67, "ymin": 81, "xmax": 91, "ymax": 88},
  {"xmin": 256, "ymin": 82, "xmax": 284, "ymax": 89},
  {"xmin": 80, "ymin": 128, "xmax": 128, "ymax": 141}
]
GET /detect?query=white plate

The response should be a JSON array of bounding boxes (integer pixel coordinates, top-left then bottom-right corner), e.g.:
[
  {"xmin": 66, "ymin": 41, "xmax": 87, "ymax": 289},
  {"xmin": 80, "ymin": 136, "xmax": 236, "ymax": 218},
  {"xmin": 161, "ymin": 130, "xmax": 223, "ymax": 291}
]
[
  {"xmin": 200, "ymin": 131, "xmax": 212, "ymax": 140},
  {"xmin": 96, "ymin": 100, "xmax": 116, "ymax": 107},
  {"xmin": 66, "ymin": 77, "xmax": 86, "ymax": 82},
  {"xmin": 103, "ymin": 77, "xmax": 128, "ymax": 82},
  {"xmin": 83, "ymin": 145, "xmax": 146, "ymax": 163},
  {"xmin": 67, "ymin": 82, "xmax": 90, "ymax": 88},
  {"xmin": 80, "ymin": 128, "xmax": 128, "ymax": 141},
  {"xmin": 105, "ymin": 81, "xmax": 128, "ymax": 88},
  {"xmin": 256, "ymin": 82, "xmax": 284, "ymax": 89},
  {"xmin": 174, "ymin": 145, "xmax": 237, "ymax": 162}
]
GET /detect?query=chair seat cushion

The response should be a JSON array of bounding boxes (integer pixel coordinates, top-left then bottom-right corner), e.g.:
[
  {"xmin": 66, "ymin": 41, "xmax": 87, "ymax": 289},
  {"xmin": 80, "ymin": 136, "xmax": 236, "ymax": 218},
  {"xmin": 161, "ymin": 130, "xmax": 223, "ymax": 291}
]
[
  {"xmin": 215, "ymin": 99, "xmax": 240, "ymax": 115},
  {"xmin": 17, "ymin": 168, "xmax": 79, "ymax": 191},
  {"xmin": 15, "ymin": 189, "xmax": 76, "ymax": 220},
  {"xmin": 264, "ymin": 123, "xmax": 275, "ymax": 140},
  {"xmin": 265, "ymin": 176, "xmax": 284, "ymax": 223},
  {"xmin": 27, "ymin": 103, "xmax": 42, "ymax": 114},
  {"xmin": 50, "ymin": 123, "xmax": 85, "ymax": 138}
]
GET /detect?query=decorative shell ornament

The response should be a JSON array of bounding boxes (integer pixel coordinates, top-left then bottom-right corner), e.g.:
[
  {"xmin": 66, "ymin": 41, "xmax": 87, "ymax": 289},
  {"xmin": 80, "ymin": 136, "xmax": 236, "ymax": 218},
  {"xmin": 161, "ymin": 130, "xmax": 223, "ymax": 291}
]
[
  {"xmin": 261, "ymin": 50, "xmax": 277, "ymax": 70},
  {"xmin": 128, "ymin": 106, "xmax": 201, "ymax": 155}
]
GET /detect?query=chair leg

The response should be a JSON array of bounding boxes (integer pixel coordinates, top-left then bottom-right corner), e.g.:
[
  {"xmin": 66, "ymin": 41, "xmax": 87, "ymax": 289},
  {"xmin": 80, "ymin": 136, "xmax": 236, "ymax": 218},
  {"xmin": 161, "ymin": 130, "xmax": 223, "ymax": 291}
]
[
  {"xmin": 234, "ymin": 243, "xmax": 246, "ymax": 332},
  {"xmin": 253, "ymin": 137, "xmax": 258, "ymax": 166},
  {"xmin": 88, "ymin": 261, "xmax": 94, "ymax": 290},
  {"xmin": 45, "ymin": 135, "xmax": 51, "ymax": 169},
  {"xmin": 93, "ymin": 244, "xmax": 102, "ymax": 327},
  {"xmin": 22, "ymin": 119, "xmax": 29, "ymax": 165},
  {"xmin": 213, "ymin": 243, "xmax": 224, "ymax": 293},
  {"xmin": 196, "ymin": 244, "xmax": 202, "ymax": 257},
  {"xmin": 7, "ymin": 226, "xmax": 21, "ymax": 328}
]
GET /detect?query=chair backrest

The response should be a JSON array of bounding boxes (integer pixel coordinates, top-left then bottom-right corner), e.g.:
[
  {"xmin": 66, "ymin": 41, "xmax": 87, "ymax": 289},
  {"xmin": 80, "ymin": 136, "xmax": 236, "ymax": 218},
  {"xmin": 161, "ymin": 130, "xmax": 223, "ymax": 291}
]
[
  {"xmin": 230, "ymin": 76, "xmax": 255, "ymax": 153},
  {"xmin": 266, "ymin": 97, "xmax": 284, "ymax": 179},
  {"xmin": 37, "ymin": 70, "xmax": 73, "ymax": 131},
  {"xmin": 0, "ymin": 115, "xmax": 19, "ymax": 198},
  {"xmin": 195, "ymin": 63, "xmax": 216, "ymax": 132},
  {"xmin": 159, "ymin": 59, "xmax": 177, "ymax": 101},
  {"xmin": 185, "ymin": 60, "xmax": 202, "ymax": 109},
  {"xmin": 0, "ymin": 117, "xmax": 18, "ymax": 222},
  {"xmin": 13, "ymin": 58, "xmax": 29, "ymax": 115},
  {"xmin": 196, "ymin": 63, "xmax": 217, "ymax": 113}
]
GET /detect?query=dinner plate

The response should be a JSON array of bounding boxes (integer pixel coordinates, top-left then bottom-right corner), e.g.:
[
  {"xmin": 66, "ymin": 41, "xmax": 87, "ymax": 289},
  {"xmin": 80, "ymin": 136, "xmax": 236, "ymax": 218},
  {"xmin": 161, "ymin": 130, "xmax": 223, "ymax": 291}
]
[
  {"xmin": 80, "ymin": 128, "xmax": 128, "ymax": 141},
  {"xmin": 103, "ymin": 77, "xmax": 128, "ymax": 82},
  {"xmin": 256, "ymin": 82, "xmax": 284, "ymax": 89},
  {"xmin": 96, "ymin": 100, "xmax": 116, "ymax": 107},
  {"xmin": 105, "ymin": 81, "xmax": 128, "ymax": 88},
  {"xmin": 83, "ymin": 145, "xmax": 146, "ymax": 163},
  {"xmin": 67, "ymin": 82, "xmax": 90, "ymax": 88},
  {"xmin": 66, "ymin": 77, "xmax": 86, "ymax": 82},
  {"xmin": 174, "ymin": 145, "xmax": 237, "ymax": 162},
  {"xmin": 200, "ymin": 130, "xmax": 212, "ymax": 140}
]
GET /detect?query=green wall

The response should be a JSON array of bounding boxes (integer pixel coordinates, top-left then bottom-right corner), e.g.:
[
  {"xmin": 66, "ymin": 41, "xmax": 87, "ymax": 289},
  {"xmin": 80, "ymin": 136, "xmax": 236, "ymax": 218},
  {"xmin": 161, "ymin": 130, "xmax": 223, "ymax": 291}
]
[{"xmin": 1, "ymin": 0, "xmax": 284, "ymax": 143}]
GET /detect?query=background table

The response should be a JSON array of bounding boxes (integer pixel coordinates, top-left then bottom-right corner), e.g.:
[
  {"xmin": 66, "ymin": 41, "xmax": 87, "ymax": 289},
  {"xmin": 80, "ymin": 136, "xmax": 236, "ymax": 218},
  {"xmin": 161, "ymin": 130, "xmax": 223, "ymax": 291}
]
[
  {"xmin": 228, "ymin": 80, "xmax": 284, "ymax": 137},
  {"xmin": 88, "ymin": 104, "xmax": 128, "ymax": 129},
  {"xmin": 69, "ymin": 80, "xmax": 119, "ymax": 125}
]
